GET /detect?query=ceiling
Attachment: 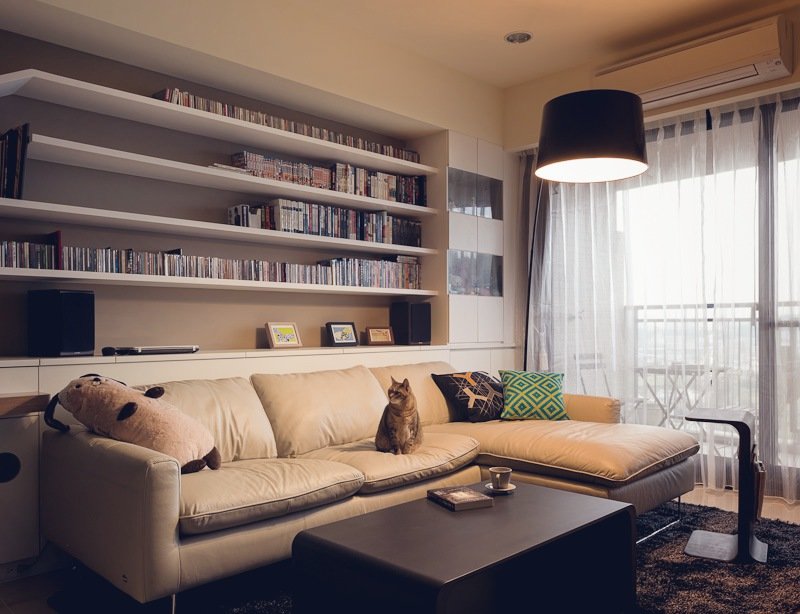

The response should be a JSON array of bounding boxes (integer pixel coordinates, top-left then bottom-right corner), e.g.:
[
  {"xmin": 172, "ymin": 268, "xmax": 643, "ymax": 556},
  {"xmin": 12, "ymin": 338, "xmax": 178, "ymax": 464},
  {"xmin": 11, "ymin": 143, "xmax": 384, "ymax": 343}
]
[
  {"xmin": 298, "ymin": 0, "xmax": 796, "ymax": 88},
  {"xmin": 0, "ymin": 0, "xmax": 796, "ymax": 144}
]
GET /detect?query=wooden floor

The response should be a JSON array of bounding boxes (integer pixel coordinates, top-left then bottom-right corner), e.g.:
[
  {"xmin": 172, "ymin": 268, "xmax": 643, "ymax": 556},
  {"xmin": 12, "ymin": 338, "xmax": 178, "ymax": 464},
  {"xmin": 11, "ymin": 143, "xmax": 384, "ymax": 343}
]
[{"xmin": 2, "ymin": 487, "xmax": 798, "ymax": 614}]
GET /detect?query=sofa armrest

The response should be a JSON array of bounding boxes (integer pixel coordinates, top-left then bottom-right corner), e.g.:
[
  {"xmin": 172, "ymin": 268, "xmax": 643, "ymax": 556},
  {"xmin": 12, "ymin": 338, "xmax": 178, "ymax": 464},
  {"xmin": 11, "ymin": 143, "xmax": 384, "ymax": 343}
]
[
  {"xmin": 563, "ymin": 393, "xmax": 621, "ymax": 424},
  {"xmin": 41, "ymin": 429, "xmax": 181, "ymax": 603}
]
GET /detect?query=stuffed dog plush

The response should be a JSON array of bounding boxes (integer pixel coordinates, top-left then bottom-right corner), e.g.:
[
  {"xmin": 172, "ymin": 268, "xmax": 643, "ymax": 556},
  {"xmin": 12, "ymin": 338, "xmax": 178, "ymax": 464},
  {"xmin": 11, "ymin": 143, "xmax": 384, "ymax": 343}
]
[{"xmin": 45, "ymin": 374, "xmax": 221, "ymax": 474}]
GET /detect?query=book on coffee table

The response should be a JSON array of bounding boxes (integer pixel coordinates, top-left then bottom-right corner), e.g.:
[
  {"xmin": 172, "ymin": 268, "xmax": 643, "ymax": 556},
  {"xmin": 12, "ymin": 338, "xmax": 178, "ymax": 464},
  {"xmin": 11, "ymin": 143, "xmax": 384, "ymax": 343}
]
[{"xmin": 427, "ymin": 486, "xmax": 494, "ymax": 511}]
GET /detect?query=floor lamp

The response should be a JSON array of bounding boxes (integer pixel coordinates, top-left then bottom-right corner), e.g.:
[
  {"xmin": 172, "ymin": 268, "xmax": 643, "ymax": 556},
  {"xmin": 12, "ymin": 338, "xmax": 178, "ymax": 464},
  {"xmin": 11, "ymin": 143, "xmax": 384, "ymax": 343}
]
[{"xmin": 523, "ymin": 89, "xmax": 648, "ymax": 370}]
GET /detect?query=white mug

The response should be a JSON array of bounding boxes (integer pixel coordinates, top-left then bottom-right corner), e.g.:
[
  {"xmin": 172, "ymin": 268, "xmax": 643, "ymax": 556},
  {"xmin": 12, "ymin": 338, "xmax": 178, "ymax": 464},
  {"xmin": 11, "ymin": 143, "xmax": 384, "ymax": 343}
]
[{"xmin": 489, "ymin": 466, "xmax": 512, "ymax": 490}]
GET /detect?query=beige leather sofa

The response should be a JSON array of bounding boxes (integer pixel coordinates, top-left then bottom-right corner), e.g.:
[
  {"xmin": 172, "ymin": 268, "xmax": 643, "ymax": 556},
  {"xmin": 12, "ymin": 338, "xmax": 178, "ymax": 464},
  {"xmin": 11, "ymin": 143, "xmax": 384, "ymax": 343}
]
[{"xmin": 40, "ymin": 361, "xmax": 698, "ymax": 604}]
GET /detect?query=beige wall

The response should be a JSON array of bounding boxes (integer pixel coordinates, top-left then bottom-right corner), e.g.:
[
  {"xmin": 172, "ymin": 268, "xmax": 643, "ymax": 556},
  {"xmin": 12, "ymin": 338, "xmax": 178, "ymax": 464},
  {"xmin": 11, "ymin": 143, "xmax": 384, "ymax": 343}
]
[
  {"xmin": 503, "ymin": 3, "xmax": 800, "ymax": 151},
  {"xmin": 1, "ymin": 0, "xmax": 504, "ymax": 145}
]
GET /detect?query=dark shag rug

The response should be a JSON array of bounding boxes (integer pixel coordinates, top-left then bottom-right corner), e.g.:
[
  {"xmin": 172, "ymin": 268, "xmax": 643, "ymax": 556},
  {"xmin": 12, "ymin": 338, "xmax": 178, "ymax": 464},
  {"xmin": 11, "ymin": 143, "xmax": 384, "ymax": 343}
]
[{"xmin": 48, "ymin": 503, "xmax": 800, "ymax": 614}]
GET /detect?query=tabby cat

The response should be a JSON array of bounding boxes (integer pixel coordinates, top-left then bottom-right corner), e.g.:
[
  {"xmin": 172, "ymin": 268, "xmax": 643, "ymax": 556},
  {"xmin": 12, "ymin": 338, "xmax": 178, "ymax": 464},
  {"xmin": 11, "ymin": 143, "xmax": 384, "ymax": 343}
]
[{"xmin": 375, "ymin": 377, "xmax": 422, "ymax": 454}]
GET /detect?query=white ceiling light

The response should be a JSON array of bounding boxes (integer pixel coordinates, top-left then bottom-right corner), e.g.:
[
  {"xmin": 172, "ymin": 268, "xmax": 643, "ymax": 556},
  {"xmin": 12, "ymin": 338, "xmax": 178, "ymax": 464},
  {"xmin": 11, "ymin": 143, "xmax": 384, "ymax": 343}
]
[{"xmin": 504, "ymin": 31, "xmax": 532, "ymax": 44}]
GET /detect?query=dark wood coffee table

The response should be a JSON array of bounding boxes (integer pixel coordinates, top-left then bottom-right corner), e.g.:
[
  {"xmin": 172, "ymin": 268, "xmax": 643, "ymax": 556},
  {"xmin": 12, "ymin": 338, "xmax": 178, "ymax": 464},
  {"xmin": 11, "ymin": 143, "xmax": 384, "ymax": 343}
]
[{"xmin": 292, "ymin": 483, "xmax": 636, "ymax": 614}]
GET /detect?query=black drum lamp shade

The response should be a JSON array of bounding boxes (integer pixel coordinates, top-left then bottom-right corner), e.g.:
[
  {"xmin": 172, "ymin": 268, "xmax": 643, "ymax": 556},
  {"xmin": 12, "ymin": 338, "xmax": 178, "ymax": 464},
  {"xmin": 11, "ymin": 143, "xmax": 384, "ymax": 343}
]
[{"xmin": 535, "ymin": 89, "xmax": 648, "ymax": 183}]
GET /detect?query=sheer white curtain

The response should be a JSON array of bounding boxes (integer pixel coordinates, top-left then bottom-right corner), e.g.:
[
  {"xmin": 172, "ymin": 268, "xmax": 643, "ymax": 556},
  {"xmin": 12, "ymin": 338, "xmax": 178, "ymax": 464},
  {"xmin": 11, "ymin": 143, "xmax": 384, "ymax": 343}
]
[
  {"xmin": 530, "ymin": 93, "xmax": 800, "ymax": 502},
  {"xmin": 773, "ymin": 97, "xmax": 800, "ymax": 501}
]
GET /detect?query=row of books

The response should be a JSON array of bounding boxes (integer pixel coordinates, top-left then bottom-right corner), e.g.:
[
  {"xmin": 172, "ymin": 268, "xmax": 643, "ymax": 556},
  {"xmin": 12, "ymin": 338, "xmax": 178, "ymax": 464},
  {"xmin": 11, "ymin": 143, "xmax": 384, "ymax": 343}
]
[
  {"xmin": 320, "ymin": 255, "xmax": 420, "ymax": 290},
  {"xmin": 227, "ymin": 199, "xmax": 422, "ymax": 247},
  {"xmin": 230, "ymin": 151, "xmax": 331, "ymax": 189},
  {"xmin": 2, "ymin": 240, "xmax": 421, "ymax": 289},
  {"xmin": 230, "ymin": 151, "xmax": 426, "ymax": 206},
  {"xmin": 0, "ymin": 124, "xmax": 30, "ymax": 199},
  {"xmin": 152, "ymin": 87, "xmax": 420, "ymax": 163},
  {"xmin": 1, "ymin": 240, "xmax": 55, "ymax": 269},
  {"xmin": 332, "ymin": 163, "xmax": 426, "ymax": 206}
]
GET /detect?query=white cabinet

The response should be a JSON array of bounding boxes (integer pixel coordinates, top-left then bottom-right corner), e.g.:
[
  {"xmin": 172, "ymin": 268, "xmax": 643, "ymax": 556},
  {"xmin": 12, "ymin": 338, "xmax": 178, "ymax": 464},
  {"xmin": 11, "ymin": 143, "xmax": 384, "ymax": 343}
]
[
  {"xmin": 449, "ymin": 212, "xmax": 478, "ymax": 252},
  {"xmin": 447, "ymin": 131, "xmax": 503, "ymax": 179},
  {"xmin": 0, "ymin": 364, "xmax": 42, "ymax": 564},
  {"xmin": 0, "ymin": 414, "xmax": 40, "ymax": 564},
  {"xmin": 477, "ymin": 139, "xmax": 504, "ymax": 180},
  {"xmin": 477, "ymin": 217, "xmax": 503, "ymax": 256},
  {"xmin": 448, "ymin": 295, "xmax": 479, "ymax": 343},
  {"xmin": 445, "ymin": 133, "xmax": 508, "ymax": 346},
  {"xmin": 447, "ymin": 131, "xmax": 478, "ymax": 174},
  {"xmin": 477, "ymin": 297, "xmax": 504, "ymax": 343}
]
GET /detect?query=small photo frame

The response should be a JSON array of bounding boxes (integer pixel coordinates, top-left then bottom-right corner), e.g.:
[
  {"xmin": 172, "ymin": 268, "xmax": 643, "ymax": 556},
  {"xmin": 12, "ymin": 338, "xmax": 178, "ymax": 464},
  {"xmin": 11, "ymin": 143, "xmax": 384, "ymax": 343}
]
[
  {"xmin": 366, "ymin": 326, "xmax": 394, "ymax": 346},
  {"xmin": 326, "ymin": 322, "xmax": 358, "ymax": 347},
  {"xmin": 265, "ymin": 322, "xmax": 302, "ymax": 348}
]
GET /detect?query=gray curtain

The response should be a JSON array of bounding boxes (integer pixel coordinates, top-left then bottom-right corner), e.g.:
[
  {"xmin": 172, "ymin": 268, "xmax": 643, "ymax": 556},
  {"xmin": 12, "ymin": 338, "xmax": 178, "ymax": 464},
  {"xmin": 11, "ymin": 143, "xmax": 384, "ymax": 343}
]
[{"xmin": 520, "ymin": 150, "xmax": 550, "ymax": 371}]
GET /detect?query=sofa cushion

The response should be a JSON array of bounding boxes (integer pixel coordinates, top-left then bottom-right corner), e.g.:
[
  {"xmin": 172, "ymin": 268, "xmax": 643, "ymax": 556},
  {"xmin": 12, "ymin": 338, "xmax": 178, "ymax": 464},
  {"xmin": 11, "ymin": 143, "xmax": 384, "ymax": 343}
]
[
  {"xmin": 499, "ymin": 370, "xmax": 569, "ymax": 421},
  {"xmin": 431, "ymin": 371, "xmax": 504, "ymax": 422},
  {"xmin": 426, "ymin": 420, "xmax": 699, "ymax": 487},
  {"xmin": 251, "ymin": 366, "xmax": 388, "ymax": 457},
  {"xmin": 179, "ymin": 458, "xmax": 364, "ymax": 535},
  {"xmin": 370, "ymin": 361, "xmax": 457, "ymax": 425},
  {"xmin": 137, "ymin": 377, "xmax": 278, "ymax": 463},
  {"xmin": 300, "ymin": 432, "xmax": 480, "ymax": 494}
]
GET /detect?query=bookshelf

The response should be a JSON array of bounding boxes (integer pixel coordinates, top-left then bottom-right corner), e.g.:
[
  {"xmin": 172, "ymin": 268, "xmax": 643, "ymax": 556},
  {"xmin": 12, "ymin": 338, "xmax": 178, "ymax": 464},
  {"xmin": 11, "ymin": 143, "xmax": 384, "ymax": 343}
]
[
  {"xmin": 0, "ymin": 66, "xmax": 451, "ymax": 359},
  {"xmin": 0, "ymin": 70, "xmax": 442, "ymax": 313},
  {"xmin": 26, "ymin": 134, "xmax": 437, "ymax": 217},
  {"xmin": 0, "ymin": 199, "xmax": 437, "ymax": 257},
  {"xmin": 0, "ymin": 69, "xmax": 439, "ymax": 177},
  {"xmin": 0, "ymin": 268, "xmax": 436, "ymax": 296}
]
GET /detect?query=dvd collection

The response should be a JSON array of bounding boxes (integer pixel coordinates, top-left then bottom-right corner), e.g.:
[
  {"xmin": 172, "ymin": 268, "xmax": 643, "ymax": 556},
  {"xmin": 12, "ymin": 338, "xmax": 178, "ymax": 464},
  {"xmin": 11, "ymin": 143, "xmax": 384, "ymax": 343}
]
[
  {"xmin": 228, "ymin": 199, "xmax": 422, "ymax": 247},
  {"xmin": 1, "ymin": 240, "xmax": 55, "ymax": 269},
  {"xmin": 152, "ymin": 87, "xmax": 421, "ymax": 163},
  {"xmin": 229, "ymin": 151, "xmax": 426, "ymax": 206},
  {"xmin": 2, "ymin": 240, "xmax": 421, "ymax": 290}
]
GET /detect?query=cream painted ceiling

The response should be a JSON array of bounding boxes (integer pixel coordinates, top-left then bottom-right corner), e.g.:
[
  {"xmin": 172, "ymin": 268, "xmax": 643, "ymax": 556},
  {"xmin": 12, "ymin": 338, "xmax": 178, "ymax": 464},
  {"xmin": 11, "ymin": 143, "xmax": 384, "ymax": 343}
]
[
  {"xmin": 299, "ymin": 0, "xmax": 795, "ymax": 87},
  {"xmin": 0, "ymin": 0, "xmax": 797, "ymax": 143}
]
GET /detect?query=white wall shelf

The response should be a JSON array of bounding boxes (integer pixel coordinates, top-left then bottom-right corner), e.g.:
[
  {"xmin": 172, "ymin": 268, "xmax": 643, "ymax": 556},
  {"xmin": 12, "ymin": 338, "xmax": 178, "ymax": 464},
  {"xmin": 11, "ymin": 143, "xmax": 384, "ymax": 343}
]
[
  {"xmin": 27, "ymin": 135, "xmax": 437, "ymax": 218},
  {"xmin": 0, "ymin": 65, "xmax": 445, "ymax": 356},
  {"xmin": 0, "ymin": 69, "xmax": 439, "ymax": 177},
  {"xmin": 0, "ymin": 199, "xmax": 436, "ymax": 257},
  {"xmin": 0, "ymin": 267, "xmax": 438, "ymax": 296}
]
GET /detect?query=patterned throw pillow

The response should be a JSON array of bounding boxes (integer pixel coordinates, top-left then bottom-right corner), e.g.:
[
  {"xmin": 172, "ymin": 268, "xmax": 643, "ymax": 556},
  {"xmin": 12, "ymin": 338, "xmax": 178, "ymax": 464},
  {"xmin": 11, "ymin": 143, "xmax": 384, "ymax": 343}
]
[
  {"xmin": 499, "ymin": 370, "xmax": 569, "ymax": 421},
  {"xmin": 431, "ymin": 371, "xmax": 504, "ymax": 422}
]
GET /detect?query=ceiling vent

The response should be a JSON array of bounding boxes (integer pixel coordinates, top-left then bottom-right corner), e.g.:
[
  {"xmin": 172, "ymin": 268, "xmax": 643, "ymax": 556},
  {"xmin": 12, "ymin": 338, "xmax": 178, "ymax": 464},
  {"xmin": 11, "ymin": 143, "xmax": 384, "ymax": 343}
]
[{"xmin": 594, "ymin": 15, "xmax": 793, "ymax": 109}]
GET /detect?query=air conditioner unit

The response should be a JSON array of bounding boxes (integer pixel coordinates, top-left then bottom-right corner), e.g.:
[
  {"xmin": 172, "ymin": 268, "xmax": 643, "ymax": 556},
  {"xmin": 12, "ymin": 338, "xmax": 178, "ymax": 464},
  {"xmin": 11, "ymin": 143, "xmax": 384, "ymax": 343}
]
[{"xmin": 594, "ymin": 15, "xmax": 793, "ymax": 109}]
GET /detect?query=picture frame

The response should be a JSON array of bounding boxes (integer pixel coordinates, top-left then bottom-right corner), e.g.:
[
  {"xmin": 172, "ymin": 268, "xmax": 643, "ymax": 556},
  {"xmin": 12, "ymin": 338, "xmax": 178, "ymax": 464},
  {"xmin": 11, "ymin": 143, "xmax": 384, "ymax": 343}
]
[
  {"xmin": 265, "ymin": 322, "xmax": 302, "ymax": 348},
  {"xmin": 326, "ymin": 321, "xmax": 359, "ymax": 347},
  {"xmin": 366, "ymin": 326, "xmax": 394, "ymax": 346}
]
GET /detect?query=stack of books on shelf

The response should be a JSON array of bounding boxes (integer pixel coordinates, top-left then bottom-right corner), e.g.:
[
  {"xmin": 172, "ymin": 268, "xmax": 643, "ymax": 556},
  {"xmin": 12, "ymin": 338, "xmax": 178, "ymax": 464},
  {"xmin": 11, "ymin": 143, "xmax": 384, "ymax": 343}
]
[
  {"xmin": 152, "ymin": 87, "xmax": 421, "ymax": 163},
  {"xmin": 1, "ymin": 239, "xmax": 55, "ymax": 269},
  {"xmin": 2, "ymin": 236, "xmax": 421, "ymax": 290},
  {"xmin": 229, "ymin": 151, "xmax": 426, "ymax": 206},
  {"xmin": 227, "ymin": 199, "xmax": 422, "ymax": 247},
  {"xmin": 0, "ymin": 123, "xmax": 31, "ymax": 199},
  {"xmin": 230, "ymin": 151, "xmax": 331, "ymax": 189},
  {"xmin": 320, "ymin": 255, "xmax": 419, "ymax": 289},
  {"xmin": 331, "ymin": 163, "xmax": 425, "ymax": 205}
]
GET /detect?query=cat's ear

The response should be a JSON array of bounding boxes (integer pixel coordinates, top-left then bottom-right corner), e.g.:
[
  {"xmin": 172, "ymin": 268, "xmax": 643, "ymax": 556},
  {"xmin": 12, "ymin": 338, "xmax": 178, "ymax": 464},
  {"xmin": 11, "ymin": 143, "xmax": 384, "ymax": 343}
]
[
  {"xmin": 391, "ymin": 376, "xmax": 398, "ymax": 385},
  {"xmin": 402, "ymin": 378, "xmax": 410, "ymax": 389}
]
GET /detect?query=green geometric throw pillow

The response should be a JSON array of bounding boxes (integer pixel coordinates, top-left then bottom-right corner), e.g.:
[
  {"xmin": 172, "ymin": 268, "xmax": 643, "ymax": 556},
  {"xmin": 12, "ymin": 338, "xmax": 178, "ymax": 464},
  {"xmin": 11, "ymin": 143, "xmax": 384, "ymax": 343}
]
[{"xmin": 499, "ymin": 370, "xmax": 569, "ymax": 421}]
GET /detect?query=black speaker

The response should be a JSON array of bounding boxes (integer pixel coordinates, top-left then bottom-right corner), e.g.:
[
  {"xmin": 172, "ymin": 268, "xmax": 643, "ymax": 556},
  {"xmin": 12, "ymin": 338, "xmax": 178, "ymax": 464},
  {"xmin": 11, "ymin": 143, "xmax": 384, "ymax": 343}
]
[
  {"xmin": 28, "ymin": 289, "xmax": 95, "ymax": 357},
  {"xmin": 390, "ymin": 301, "xmax": 431, "ymax": 345}
]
